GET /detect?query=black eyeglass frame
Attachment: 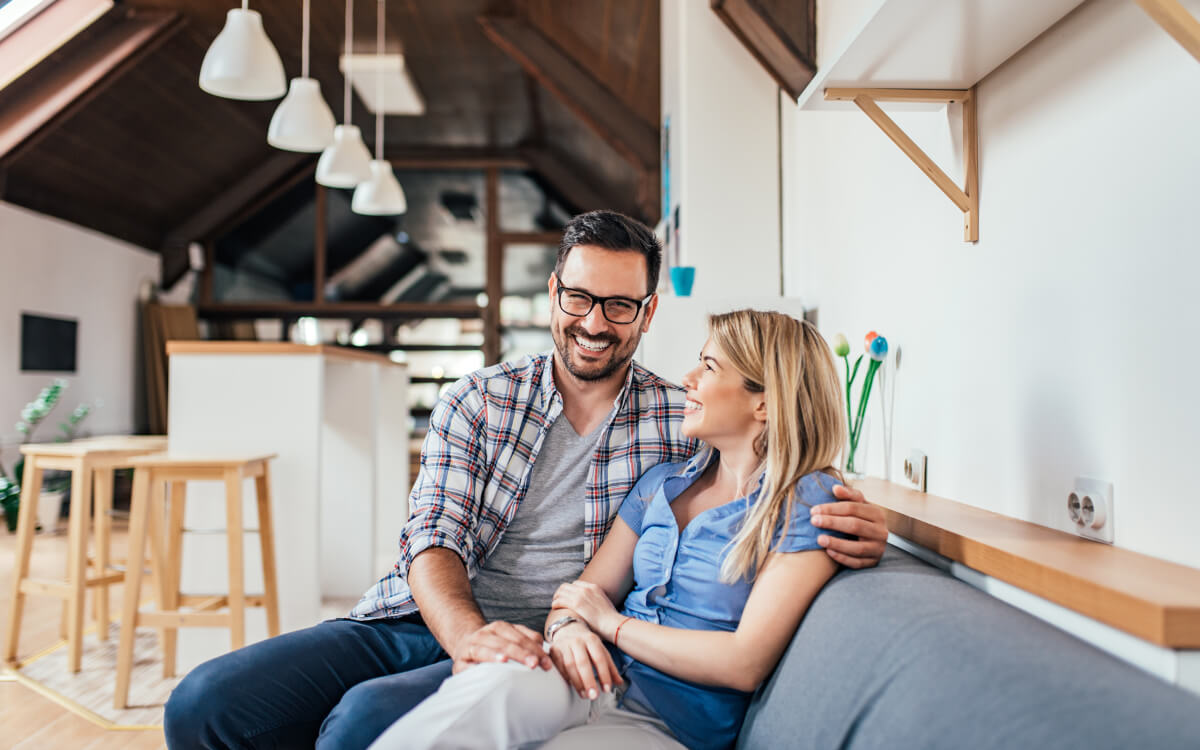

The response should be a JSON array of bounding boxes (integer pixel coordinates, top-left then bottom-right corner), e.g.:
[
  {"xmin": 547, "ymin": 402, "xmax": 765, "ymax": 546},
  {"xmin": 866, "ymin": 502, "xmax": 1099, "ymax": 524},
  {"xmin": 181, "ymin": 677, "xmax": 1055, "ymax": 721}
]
[{"xmin": 553, "ymin": 273, "xmax": 655, "ymax": 325}]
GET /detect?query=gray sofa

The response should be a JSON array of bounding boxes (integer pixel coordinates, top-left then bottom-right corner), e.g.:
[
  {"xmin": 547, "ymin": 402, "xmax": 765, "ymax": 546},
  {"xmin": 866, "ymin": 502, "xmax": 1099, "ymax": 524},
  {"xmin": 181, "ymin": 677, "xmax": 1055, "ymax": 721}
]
[{"xmin": 739, "ymin": 547, "xmax": 1200, "ymax": 749}]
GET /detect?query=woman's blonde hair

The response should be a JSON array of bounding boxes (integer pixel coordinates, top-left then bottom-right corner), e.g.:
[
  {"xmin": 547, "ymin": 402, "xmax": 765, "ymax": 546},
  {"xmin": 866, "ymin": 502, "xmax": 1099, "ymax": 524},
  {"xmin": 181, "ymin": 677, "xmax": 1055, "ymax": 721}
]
[{"xmin": 707, "ymin": 309, "xmax": 846, "ymax": 582}]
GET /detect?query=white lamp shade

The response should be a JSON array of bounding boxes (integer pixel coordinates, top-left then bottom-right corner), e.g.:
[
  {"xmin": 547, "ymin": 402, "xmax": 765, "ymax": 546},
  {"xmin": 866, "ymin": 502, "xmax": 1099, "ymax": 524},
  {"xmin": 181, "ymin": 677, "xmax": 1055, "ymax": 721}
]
[
  {"xmin": 267, "ymin": 77, "xmax": 336, "ymax": 152},
  {"xmin": 316, "ymin": 125, "xmax": 373, "ymax": 188},
  {"xmin": 199, "ymin": 9, "xmax": 286, "ymax": 101},
  {"xmin": 352, "ymin": 160, "xmax": 407, "ymax": 215}
]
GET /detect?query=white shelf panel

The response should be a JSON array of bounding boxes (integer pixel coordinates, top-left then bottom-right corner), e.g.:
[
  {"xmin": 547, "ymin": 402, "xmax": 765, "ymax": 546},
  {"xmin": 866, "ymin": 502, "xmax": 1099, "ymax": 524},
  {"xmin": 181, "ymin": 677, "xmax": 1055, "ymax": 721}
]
[{"xmin": 797, "ymin": 0, "xmax": 1088, "ymax": 110}]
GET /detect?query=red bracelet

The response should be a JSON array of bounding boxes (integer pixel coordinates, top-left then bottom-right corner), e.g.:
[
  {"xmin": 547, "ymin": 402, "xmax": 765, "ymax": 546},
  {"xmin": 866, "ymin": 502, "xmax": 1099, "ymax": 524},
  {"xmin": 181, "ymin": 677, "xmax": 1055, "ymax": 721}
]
[{"xmin": 613, "ymin": 616, "xmax": 634, "ymax": 647}]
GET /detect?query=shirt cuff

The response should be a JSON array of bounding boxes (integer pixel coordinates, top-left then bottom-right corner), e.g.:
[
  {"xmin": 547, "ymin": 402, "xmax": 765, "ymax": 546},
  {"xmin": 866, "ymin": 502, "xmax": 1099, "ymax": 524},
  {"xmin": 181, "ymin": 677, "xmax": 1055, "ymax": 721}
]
[{"xmin": 398, "ymin": 527, "xmax": 472, "ymax": 580}]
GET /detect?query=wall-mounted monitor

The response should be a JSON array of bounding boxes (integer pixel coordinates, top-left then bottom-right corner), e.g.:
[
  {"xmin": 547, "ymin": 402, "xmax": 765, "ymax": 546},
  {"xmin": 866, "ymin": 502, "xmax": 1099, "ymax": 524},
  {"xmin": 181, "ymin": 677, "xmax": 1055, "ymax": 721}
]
[{"xmin": 20, "ymin": 313, "xmax": 77, "ymax": 373}]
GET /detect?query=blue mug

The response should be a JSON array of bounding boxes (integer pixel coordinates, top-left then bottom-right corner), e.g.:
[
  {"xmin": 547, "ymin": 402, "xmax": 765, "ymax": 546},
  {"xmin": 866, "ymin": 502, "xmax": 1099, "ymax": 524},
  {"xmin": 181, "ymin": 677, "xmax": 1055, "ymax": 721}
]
[{"xmin": 670, "ymin": 266, "xmax": 696, "ymax": 297}]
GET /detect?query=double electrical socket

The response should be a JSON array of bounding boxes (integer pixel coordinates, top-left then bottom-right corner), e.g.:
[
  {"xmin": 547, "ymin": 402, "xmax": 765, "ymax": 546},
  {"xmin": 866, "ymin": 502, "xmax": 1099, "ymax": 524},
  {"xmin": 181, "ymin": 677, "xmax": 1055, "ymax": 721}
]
[
  {"xmin": 1068, "ymin": 477, "xmax": 1113, "ymax": 544},
  {"xmin": 903, "ymin": 450, "xmax": 927, "ymax": 492}
]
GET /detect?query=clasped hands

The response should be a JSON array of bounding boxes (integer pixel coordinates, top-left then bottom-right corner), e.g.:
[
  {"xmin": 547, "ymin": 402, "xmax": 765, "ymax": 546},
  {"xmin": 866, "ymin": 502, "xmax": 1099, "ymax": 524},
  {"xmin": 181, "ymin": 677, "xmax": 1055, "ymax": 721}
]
[{"xmin": 449, "ymin": 580, "xmax": 622, "ymax": 701}]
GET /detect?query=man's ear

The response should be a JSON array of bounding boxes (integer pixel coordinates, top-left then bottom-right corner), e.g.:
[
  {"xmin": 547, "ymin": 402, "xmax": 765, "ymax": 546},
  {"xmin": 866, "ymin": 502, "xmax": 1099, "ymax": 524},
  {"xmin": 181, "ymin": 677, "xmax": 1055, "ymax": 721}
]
[{"xmin": 641, "ymin": 294, "xmax": 659, "ymax": 333}]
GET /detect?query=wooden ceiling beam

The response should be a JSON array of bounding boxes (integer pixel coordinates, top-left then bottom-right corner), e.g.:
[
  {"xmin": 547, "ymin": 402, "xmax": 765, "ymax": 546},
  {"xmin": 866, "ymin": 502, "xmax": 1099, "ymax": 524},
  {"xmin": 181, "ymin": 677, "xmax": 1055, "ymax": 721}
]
[
  {"xmin": 163, "ymin": 153, "xmax": 314, "ymax": 249},
  {"xmin": 711, "ymin": 0, "xmax": 817, "ymax": 100},
  {"xmin": 519, "ymin": 145, "xmax": 642, "ymax": 221},
  {"xmin": 386, "ymin": 147, "xmax": 528, "ymax": 170},
  {"xmin": 160, "ymin": 154, "xmax": 315, "ymax": 289},
  {"xmin": 197, "ymin": 301, "xmax": 483, "ymax": 321},
  {"xmin": 479, "ymin": 15, "xmax": 659, "ymax": 171},
  {"xmin": 0, "ymin": 7, "xmax": 184, "ymax": 167}
]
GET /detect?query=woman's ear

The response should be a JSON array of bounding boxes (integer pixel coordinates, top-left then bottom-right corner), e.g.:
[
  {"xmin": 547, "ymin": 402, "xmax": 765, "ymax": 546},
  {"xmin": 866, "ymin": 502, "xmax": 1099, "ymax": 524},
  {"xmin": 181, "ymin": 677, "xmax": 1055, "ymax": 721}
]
[{"xmin": 753, "ymin": 396, "xmax": 768, "ymax": 423}]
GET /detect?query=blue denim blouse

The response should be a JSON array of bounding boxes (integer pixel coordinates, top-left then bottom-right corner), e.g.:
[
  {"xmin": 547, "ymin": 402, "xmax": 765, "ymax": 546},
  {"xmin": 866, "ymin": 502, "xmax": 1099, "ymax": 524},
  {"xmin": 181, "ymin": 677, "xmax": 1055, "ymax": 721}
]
[{"xmin": 613, "ymin": 445, "xmax": 843, "ymax": 750}]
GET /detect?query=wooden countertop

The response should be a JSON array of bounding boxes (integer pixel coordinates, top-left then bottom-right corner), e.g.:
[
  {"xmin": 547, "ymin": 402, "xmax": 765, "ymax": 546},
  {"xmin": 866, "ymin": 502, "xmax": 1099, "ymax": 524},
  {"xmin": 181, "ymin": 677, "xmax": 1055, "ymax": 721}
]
[
  {"xmin": 856, "ymin": 477, "xmax": 1200, "ymax": 648},
  {"xmin": 166, "ymin": 341, "xmax": 405, "ymax": 366}
]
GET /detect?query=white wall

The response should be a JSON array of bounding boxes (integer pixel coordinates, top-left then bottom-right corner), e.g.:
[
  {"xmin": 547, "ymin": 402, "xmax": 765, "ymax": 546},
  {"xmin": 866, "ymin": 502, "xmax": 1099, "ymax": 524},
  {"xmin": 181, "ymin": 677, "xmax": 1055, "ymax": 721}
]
[
  {"xmin": 661, "ymin": 0, "xmax": 781, "ymax": 295},
  {"xmin": 787, "ymin": 0, "xmax": 1200, "ymax": 568},
  {"xmin": 0, "ymin": 201, "xmax": 159, "ymax": 462}
]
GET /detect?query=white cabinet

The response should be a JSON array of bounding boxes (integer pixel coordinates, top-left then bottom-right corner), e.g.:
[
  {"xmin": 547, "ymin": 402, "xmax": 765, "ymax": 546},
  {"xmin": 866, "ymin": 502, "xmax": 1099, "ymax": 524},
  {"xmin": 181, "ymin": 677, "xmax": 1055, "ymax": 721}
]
[{"xmin": 167, "ymin": 342, "xmax": 408, "ymax": 669}]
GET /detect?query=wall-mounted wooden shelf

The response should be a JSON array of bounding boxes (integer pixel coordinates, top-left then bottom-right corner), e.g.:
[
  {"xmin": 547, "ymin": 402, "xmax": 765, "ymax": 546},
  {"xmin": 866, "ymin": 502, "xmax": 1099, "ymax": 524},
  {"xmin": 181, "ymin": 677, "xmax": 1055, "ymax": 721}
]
[
  {"xmin": 824, "ymin": 86, "xmax": 979, "ymax": 241},
  {"xmin": 857, "ymin": 477, "xmax": 1200, "ymax": 648},
  {"xmin": 795, "ymin": 0, "xmax": 1088, "ymax": 111},
  {"xmin": 1137, "ymin": 0, "xmax": 1200, "ymax": 63}
]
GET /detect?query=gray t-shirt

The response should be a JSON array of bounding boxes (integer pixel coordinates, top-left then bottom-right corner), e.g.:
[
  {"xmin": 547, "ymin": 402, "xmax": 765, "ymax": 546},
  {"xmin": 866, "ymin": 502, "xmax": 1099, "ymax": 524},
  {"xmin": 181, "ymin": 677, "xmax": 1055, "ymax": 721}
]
[{"xmin": 472, "ymin": 414, "xmax": 605, "ymax": 631}]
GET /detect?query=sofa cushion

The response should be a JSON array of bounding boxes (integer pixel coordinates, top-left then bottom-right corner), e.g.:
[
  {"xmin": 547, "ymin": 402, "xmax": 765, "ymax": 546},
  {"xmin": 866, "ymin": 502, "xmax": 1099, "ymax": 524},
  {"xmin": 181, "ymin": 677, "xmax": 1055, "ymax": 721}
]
[{"xmin": 738, "ymin": 547, "xmax": 1200, "ymax": 749}]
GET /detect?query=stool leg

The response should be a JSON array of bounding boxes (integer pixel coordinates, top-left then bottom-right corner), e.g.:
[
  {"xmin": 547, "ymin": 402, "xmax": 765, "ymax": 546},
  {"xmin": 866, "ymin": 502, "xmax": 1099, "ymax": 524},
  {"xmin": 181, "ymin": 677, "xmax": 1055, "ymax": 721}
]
[
  {"xmin": 224, "ymin": 469, "xmax": 246, "ymax": 651},
  {"xmin": 115, "ymin": 469, "xmax": 152, "ymax": 710},
  {"xmin": 146, "ymin": 478, "xmax": 170, "ymax": 678},
  {"xmin": 162, "ymin": 481, "xmax": 186, "ymax": 678},
  {"xmin": 92, "ymin": 467, "xmax": 114, "ymax": 640},
  {"xmin": 254, "ymin": 468, "xmax": 280, "ymax": 637},
  {"xmin": 3, "ymin": 461, "xmax": 44, "ymax": 664},
  {"xmin": 65, "ymin": 460, "xmax": 93, "ymax": 673}
]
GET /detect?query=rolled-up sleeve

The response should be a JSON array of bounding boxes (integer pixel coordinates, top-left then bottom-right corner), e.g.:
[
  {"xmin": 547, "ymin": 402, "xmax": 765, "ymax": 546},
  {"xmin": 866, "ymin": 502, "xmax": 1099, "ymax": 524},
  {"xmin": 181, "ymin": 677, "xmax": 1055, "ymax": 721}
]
[{"xmin": 396, "ymin": 376, "xmax": 488, "ymax": 578}]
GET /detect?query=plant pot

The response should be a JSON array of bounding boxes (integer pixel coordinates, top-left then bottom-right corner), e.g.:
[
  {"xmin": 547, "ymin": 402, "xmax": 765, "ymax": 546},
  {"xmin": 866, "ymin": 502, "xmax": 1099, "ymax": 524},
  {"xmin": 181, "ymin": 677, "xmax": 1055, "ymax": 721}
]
[
  {"xmin": 669, "ymin": 266, "xmax": 695, "ymax": 296},
  {"xmin": 37, "ymin": 490, "xmax": 65, "ymax": 533}
]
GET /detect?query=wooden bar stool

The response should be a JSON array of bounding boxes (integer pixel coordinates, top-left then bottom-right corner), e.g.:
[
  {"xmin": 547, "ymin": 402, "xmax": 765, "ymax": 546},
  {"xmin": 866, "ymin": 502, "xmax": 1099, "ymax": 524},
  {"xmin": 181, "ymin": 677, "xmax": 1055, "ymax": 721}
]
[
  {"xmin": 114, "ymin": 453, "xmax": 280, "ymax": 709},
  {"xmin": 4, "ymin": 437, "xmax": 167, "ymax": 673}
]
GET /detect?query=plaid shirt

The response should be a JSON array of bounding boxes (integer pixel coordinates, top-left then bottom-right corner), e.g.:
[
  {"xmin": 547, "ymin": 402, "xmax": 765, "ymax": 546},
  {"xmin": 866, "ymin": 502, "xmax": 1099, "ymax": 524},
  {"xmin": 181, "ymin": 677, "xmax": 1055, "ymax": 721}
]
[{"xmin": 350, "ymin": 351, "xmax": 697, "ymax": 620}]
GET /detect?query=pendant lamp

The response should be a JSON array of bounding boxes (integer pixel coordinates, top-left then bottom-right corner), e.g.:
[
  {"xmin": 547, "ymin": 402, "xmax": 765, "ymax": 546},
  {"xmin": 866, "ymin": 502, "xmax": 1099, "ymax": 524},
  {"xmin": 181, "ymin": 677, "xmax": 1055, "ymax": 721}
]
[
  {"xmin": 267, "ymin": 0, "xmax": 336, "ymax": 152},
  {"xmin": 199, "ymin": 1, "xmax": 286, "ymax": 100},
  {"xmin": 316, "ymin": 0, "xmax": 372, "ymax": 187},
  {"xmin": 352, "ymin": 0, "xmax": 406, "ymax": 216}
]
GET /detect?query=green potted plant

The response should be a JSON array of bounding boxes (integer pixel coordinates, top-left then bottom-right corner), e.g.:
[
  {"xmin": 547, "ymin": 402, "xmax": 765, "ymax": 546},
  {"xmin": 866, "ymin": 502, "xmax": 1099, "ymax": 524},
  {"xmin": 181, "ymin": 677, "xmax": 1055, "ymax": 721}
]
[{"xmin": 0, "ymin": 380, "xmax": 95, "ymax": 532}]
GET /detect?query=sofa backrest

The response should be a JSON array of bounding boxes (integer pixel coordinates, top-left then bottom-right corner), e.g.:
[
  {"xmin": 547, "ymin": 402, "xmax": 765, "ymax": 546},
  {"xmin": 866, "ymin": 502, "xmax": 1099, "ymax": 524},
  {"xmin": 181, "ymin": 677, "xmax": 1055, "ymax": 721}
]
[{"xmin": 738, "ymin": 547, "xmax": 1200, "ymax": 749}]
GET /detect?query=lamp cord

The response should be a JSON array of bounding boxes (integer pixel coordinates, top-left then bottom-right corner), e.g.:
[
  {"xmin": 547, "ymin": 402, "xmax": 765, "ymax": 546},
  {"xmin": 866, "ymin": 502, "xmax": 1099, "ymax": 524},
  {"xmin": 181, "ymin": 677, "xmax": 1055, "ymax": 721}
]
[
  {"xmin": 376, "ymin": 0, "xmax": 384, "ymax": 160},
  {"xmin": 344, "ymin": 0, "xmax": 353, "ymax": 124},
  {"xmin": 302, "ymin": 0, "xmax": 311, "ymax": 79}
]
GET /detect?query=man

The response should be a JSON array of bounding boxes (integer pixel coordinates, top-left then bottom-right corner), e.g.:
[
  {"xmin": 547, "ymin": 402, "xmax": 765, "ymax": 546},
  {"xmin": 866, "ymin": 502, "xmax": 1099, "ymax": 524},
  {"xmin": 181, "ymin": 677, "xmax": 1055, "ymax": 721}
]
[{"xmin": 164, "ymin": 211, "xmax": 888, "ymax": 749}]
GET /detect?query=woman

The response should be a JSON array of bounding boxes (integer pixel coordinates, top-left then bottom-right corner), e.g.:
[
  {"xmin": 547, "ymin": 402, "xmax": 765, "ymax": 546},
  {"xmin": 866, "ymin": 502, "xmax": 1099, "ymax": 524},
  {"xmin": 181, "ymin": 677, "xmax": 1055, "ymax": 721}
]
[{"xmin": 370, "ymin": 310, "xmax": 848, "ymax": 750}]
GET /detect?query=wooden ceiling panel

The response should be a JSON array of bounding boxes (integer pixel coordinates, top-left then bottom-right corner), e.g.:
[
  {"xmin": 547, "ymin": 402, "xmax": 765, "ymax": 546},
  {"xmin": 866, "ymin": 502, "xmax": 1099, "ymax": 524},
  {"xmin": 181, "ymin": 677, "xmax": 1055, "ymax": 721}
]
[
  {"xmin": 2, "ymin": 0, "xmax": 658, "ymax": 265},
  {"xmin": 5, "ymin": 161, "xmax": 164, "ymax": 248},
  {"xmin": 524, "ymin": 0, "xmax": 659, "ymax": 127}
]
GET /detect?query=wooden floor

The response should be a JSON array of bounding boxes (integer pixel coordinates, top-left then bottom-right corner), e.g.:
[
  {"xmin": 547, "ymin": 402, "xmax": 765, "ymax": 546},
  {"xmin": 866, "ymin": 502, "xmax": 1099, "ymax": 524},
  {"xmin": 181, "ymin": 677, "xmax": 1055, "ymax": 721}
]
[{"xmin": 1, "ymin": 518, "xmax": 166, "ymax": 749}]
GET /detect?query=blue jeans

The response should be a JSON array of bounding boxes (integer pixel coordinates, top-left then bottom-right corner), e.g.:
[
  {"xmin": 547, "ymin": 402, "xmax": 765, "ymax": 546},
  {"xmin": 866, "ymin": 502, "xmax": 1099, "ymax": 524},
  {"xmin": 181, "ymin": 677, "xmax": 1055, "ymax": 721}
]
[{"xmin": 163, "ymin": 616, "xmax": 453, "ymax": 749}]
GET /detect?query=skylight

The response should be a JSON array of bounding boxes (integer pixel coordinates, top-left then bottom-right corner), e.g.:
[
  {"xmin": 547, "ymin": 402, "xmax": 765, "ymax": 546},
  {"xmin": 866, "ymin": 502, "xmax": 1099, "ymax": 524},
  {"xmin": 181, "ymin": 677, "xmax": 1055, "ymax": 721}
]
[
  {"xmin": 0, "ymin": 0, "xmax": 111, "ymax": 92},
  {"xmin": 340, "ymin": 53, "xmax": 425, "ymax": 115},
  {"xmin": 0, "ymin": 0, "xmax": 56, "ymax": 43}
]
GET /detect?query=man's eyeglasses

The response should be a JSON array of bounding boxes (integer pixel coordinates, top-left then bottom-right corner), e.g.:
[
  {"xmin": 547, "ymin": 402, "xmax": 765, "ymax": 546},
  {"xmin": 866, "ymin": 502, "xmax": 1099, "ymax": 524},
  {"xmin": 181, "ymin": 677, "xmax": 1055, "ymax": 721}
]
[{"xmin": 554, "ymin": 274, "xmax": 654, "ymax": 325}]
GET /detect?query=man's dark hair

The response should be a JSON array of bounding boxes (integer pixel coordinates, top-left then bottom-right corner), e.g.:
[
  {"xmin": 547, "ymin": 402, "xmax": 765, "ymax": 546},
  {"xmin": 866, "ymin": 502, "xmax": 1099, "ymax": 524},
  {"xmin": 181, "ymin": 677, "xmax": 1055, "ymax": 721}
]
[{"xmin": 556, "ymin": 210, "xmax": 662, "ymax": 296}]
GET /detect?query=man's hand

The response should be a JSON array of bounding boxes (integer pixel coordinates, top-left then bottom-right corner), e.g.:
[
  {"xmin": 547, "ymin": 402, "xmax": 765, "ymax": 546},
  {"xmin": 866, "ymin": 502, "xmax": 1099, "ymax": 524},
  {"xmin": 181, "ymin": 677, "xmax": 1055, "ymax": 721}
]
[
  {"xmin": 810, "ymin": 484, "xmax": 888, "ymax": 569},
  {"xmin": 549, "ymin": 623, "xmax": 623, "ymax": 700},
  {"xmin": 450, "ymin": 621, "xmax": 553, "ymax": 674}
]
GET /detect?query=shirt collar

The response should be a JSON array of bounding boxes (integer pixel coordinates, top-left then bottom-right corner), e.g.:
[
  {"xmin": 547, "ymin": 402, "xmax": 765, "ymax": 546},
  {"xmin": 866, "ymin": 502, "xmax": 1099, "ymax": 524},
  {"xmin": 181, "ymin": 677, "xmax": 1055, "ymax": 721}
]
[
  {"xmin": 540, "ymin": 349, "xmax": 640, "ymax": 417},
  {"xmin": 665, "ymin": 444, "xmax": 767, "ymax": 502}
]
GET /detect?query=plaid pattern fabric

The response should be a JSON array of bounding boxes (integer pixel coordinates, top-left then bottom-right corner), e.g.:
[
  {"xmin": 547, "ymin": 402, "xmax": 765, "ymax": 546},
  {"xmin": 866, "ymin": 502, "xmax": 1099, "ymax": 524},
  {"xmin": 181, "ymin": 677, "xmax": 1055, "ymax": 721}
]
[{"xmin": 350, "ymin": 351, "xmax": 697, "ymax": 620}]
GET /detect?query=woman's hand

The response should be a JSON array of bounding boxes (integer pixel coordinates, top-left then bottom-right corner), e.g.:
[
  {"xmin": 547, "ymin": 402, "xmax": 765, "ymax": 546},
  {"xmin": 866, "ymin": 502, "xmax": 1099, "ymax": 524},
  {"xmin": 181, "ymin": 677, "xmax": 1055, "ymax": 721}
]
[
  {"xmin": 552, "ymin": 581, "xmax": 623, "ymax": 640},
  {"xmin": 549, "ymin": 622, "xmax": 623, "ymax": 699}
]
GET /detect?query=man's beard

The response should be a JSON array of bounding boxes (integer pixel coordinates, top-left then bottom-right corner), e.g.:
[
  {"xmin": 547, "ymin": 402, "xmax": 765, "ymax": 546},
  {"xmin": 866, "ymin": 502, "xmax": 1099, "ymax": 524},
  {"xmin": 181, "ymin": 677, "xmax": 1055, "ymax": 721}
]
[{"xmin": 552, "ymin": 322, "xmax": 641, "ymax": 382}]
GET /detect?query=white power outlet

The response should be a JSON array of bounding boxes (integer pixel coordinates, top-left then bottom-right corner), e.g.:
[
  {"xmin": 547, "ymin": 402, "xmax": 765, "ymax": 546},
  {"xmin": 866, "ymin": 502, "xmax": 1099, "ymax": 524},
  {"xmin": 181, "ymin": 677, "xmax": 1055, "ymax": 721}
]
[
  {"xmin": 1068, "ymin": 477, "xmax": 1113, "ymax": 544},
  {"xmin": 903, "ymin": 450, "xmax": 927, "ymax": 492}
]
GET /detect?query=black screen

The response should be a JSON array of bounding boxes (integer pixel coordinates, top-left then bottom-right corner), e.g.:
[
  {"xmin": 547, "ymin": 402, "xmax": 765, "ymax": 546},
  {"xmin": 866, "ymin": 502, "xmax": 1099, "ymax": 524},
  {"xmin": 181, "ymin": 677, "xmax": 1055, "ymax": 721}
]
[{"xmin": 20, "ymin": 313, "xmax": 77, "ymax": 372}]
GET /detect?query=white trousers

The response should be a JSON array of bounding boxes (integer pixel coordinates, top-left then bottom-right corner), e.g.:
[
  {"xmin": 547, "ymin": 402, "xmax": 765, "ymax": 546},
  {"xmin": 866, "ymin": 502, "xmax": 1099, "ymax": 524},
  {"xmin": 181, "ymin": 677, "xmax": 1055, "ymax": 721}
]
[{"xmin": 366, "ymin": 661, "xmax": 686, "ymax": 750}]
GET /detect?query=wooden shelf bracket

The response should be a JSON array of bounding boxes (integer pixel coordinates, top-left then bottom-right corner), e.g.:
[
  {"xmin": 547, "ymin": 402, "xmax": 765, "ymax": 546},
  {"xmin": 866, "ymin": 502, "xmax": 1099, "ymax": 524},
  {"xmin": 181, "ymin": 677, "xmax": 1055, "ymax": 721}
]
[
  {"xmin": 1136, "ymin": 0, "xmax": 1200, "ymax": 63},
  {"xmin": 825, "ymin": 87, "xmax": 980, "ymax": 243}
]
